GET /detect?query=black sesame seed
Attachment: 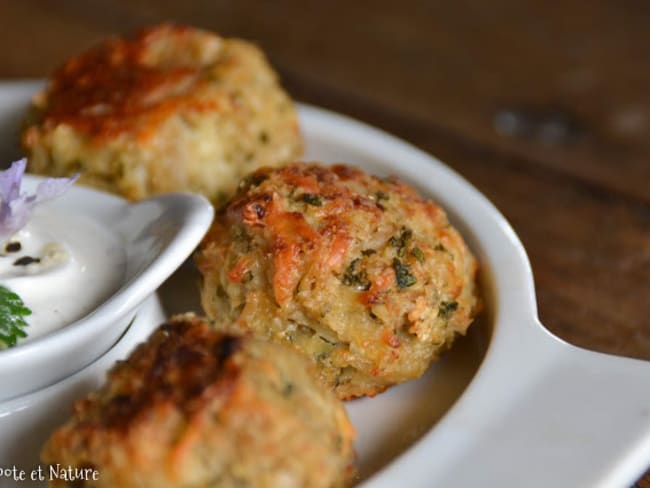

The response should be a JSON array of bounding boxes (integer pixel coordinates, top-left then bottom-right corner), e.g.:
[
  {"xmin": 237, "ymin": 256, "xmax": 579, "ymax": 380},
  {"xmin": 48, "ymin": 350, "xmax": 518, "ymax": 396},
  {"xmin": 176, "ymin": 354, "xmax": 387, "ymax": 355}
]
[
  {"xmin": 13, "ymin": 256, "xmax": 40, "ymax": 266},
  {"xmin": 5, "ymin": 242, "xmax": 21, "ymax": 253}
]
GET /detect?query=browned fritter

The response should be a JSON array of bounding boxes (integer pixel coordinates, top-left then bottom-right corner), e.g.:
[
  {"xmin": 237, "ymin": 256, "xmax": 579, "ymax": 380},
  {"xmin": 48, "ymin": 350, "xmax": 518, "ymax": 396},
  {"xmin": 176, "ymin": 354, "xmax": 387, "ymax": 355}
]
[
  {"xmin": 42, "ymin": 315, "xmax": 355, "ymax": 488},
  {"xmin": 22, "ymin": 23, "xmax": 302, "ymax": 202},
  {"xmin": 196, "ymin": 163, "xmax": 480, "ymax": 399}
]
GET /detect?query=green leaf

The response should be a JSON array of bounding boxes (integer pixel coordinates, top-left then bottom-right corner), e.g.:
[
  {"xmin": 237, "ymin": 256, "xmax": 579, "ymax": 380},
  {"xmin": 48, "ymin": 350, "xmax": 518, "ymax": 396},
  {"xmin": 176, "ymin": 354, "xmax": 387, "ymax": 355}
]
[{"xmin": 0, "ymin": 285, "xmax": 31, "ymax": 348}]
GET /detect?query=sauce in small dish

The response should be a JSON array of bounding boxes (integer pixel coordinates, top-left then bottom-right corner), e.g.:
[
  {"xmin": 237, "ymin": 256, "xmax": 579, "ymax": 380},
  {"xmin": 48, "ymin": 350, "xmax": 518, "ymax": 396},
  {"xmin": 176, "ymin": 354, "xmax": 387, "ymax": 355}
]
[{"xmin": 0, "ymin": 208, "xmax": 126, "ymax": 341}]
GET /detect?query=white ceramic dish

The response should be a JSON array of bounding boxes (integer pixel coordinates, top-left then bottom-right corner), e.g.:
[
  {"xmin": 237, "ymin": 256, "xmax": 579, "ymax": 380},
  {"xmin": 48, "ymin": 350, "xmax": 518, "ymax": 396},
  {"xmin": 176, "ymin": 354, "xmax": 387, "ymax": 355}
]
[
  {"xmin": 0, "ymin": 81, "xmax": 649, "ymax": 487},
  {"xmin": 0, "ymin": 171, "xmax": 213, "ymax": 401}
]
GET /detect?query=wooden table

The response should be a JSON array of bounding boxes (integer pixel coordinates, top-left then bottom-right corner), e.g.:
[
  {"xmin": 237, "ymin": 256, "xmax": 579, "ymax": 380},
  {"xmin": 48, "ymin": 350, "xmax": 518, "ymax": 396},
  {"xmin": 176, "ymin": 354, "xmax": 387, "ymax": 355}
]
[{"xmin": 1, "ymin": 1, "xmax": 649, "ymax": 485}]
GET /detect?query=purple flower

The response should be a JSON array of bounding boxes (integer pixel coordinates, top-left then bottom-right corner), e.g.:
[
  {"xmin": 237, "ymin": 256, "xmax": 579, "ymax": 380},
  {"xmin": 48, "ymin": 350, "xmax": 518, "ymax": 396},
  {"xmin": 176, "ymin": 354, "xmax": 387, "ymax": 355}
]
[{"xmin": 0, "ymin": 159, "xmax": 78, "ymax": 241}]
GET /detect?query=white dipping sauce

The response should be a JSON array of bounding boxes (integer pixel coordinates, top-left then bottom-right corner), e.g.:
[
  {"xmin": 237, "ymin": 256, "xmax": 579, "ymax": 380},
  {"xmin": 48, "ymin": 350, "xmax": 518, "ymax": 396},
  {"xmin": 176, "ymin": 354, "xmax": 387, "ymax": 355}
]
[{"xmin": 0, "ymin": 207, "xmax": 126, "ymax": 342}]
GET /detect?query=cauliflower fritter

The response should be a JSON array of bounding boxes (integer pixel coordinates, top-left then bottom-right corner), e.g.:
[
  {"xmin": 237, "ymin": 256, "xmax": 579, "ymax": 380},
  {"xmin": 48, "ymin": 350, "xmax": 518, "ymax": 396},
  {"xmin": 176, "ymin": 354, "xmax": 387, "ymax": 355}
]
[
  {"xmin": 196, "ymin": 163, "xmax": 480, "ymax": 399},
  {"xmin": 42, "ymin": 315, "xmax": 355, "ymax": 488},
  {"xmin": 22, "ymin": 24, "xmax": 302, "ymax": 202}
]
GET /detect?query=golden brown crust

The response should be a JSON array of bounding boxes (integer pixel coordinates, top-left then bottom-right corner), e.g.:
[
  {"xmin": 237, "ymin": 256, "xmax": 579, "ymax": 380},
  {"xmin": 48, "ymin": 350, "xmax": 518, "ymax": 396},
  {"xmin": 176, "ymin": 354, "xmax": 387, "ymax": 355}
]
[
  {"xmin": 31, "ymin": 25, "xmax": 216, "ymax": 141},
  {"xmin": 196, "ymin": 163, "xmax": 481, "ymax": 399},
  {"xmin": 77, "ymin": 316, "xmax": 243, "ymax": 431},
  {"xmin": 42, "ymin": 315, "xmax": 355, "ymax": 487},
  {"xmin": 22, "ymin": 23, "xmax": 302, "ymax": 202}
]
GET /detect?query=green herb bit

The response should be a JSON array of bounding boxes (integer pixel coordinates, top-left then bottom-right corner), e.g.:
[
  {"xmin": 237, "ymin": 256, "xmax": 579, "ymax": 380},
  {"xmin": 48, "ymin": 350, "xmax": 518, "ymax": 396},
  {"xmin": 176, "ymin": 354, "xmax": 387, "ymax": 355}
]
[
  {"xmin": 300, "ymin": 193, "xmax": 323, "ymax": 206},
  {"xmin": 389, "ymin": 228, "xmax": 413, "ymax": 257},
  {"xmin": 282, "ymin": 382, "xmax": 294, "ymax": 397},
  {"xmin": 434, "ymin": 243, "xmax": 447, "ymax": 252},
  {"xmin": 342, "ymin": 258, "xmax": 371, "ymax": 290},
  {"xmin": 361, "ymin": 249, "xmax": 377, "ymax": 256},
  {"xmin": 389, "ymin": 228, "xmax": 413, "ymax": 248},
  {"xmin": 393, "ymin": 258, "xmax": 417, "ymax": 288},
  {"xmin": 376, "ymin": 191, "xmax": 390, "ymax": 201},
  {"xmin": 411, "ymin": 247, "xmax": 425, "ymax": 263},
  {"xmin": 0, "ymin": 285, "xmax": 31, "ymax": 348},
  {"xmin": 438, "ymin": 300, "xmax": 458, "ymax": 319}
]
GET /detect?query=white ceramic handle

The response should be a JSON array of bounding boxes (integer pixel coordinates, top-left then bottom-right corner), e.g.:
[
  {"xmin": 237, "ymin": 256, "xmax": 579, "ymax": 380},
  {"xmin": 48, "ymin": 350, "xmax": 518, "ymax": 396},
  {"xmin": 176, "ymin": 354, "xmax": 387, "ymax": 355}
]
[
  {"xmin": 366, "ymin": 320, "xmax": 650, "ymax": 488},
  {"xmin": 456, "ymin": 331, "xmax": 650, "ymax": 487}
]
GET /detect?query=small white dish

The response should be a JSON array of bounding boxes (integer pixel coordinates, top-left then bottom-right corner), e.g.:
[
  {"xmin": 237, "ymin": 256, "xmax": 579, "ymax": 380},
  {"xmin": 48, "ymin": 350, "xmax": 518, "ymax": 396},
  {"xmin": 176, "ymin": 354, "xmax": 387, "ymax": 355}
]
[
  {"xmin": 1, "ymin": 81, "xmax": 649, "ymax": 487},
  {"xmin": 0, "ymin": 173, "xmax": 213, "ymax": 401}
]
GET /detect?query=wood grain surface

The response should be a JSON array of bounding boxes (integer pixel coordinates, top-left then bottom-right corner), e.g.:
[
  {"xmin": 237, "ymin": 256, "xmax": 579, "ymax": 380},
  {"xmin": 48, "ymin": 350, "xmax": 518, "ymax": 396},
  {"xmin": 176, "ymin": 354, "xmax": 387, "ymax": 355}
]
[{"xmin": 1, "ymin": 0, "xmax": 648, "ymax": 484}]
